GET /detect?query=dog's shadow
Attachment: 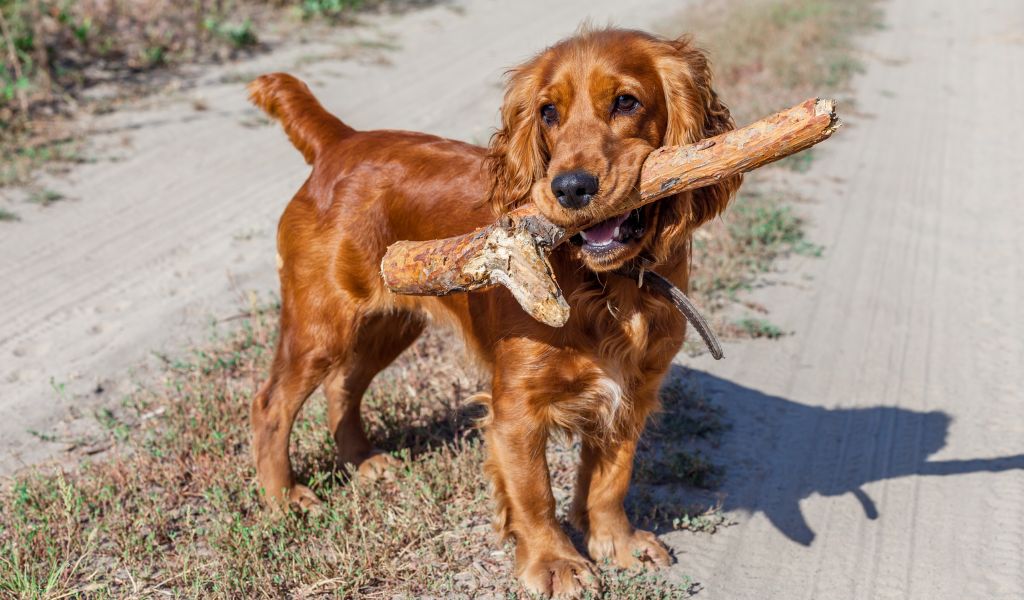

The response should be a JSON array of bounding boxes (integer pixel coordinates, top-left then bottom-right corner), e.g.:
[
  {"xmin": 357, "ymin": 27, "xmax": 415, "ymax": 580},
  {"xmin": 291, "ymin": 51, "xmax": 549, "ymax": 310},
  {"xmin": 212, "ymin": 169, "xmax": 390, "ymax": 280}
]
[{"xmin": 645, "ymin": 365, "xmax": 1024, "ymax": 545}]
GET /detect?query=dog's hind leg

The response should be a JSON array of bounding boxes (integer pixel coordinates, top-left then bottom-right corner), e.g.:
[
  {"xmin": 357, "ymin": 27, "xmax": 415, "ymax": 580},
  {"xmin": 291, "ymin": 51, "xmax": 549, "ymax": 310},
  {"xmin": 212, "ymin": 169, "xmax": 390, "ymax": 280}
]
[{"xmin": 323, "ymin": 312, "xmax": 426, "ymax": 480}]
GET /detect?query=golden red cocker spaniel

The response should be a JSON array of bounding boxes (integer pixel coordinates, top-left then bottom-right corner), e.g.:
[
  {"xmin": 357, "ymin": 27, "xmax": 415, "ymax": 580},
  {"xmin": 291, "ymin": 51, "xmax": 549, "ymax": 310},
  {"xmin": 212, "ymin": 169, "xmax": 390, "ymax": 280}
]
[{"xmin": 248, "ymin": 27, "xmax": 740, "ymax": 598}]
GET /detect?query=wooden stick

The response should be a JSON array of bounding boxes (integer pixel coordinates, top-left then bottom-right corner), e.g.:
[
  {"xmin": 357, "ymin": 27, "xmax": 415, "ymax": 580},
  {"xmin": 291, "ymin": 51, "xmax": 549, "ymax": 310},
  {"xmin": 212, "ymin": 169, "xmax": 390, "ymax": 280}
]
[{"xmin": 381, "ymin": 98, "xmax": 841, "ymax": 327}]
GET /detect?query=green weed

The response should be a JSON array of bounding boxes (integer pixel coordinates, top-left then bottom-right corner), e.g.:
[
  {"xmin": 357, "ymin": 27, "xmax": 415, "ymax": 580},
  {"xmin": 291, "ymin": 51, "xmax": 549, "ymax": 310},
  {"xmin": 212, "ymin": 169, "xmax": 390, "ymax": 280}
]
[
  {"xmin": 26, "ymin": 188, "xmax": 63, "ymax": 206},
  {"xmin": 736, "ymin": 318, "xmax": 785, "ymax": 339},
  {"xmin": 690, "ymin": 188, "xmax": 815, "ymax": 303},
  {"xmin": 301, "ymin": 0, "xmax": 365, "ymax": 20}
]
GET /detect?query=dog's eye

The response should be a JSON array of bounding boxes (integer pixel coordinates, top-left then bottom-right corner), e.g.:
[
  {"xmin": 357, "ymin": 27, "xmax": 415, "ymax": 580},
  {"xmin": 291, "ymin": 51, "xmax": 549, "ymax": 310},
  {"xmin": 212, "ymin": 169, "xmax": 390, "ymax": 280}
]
[
  {"xmin": 613, "ymin": 94, "xmax": 640, "ymax": 115},
  {"xmin": 540, "ymin": 104, "xmax": 559, "ymax": 126}
]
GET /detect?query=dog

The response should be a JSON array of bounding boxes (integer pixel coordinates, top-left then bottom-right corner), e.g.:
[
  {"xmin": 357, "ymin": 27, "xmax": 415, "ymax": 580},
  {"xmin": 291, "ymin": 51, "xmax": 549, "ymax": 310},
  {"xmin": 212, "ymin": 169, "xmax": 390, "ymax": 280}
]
[{"xmin": 248, "ymin": 27, "xmax": 740, "ymax": 598}]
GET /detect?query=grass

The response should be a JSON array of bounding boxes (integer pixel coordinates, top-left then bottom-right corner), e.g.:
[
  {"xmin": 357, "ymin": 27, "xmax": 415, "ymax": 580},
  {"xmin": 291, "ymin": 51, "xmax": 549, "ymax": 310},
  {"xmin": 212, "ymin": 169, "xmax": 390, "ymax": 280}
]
[
  {"xmin": 0, "ymin": 0, "xmax": 430, "ymax": 190},
  {"xmin": 0, "ymin": 0, "xmax": 431, "ymax": 129},
  {"xmin": 666, "ymin": 0, "xmax": 883, "ymax": 124},
  {"xmin": 689, "ymin": 188, "xmax": 817, "ymax": 314},
  {"xmin": 0, "ymin": 308, "xmax": 703, "ymax": 598},
  {"xmin": 1, "ymin": 0, "xmax": 261, "ymax": 127},
  {"xmin": 0, "ymin": 0, "xmax": 880, "ymax": 596}
]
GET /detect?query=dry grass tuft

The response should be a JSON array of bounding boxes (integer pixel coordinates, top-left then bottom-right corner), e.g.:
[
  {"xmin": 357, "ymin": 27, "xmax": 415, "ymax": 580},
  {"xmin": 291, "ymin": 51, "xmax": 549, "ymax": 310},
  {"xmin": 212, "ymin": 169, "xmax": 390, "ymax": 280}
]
[{"xmin": 667, "ymin": 0, "xmax": 882, "ymax": 123}]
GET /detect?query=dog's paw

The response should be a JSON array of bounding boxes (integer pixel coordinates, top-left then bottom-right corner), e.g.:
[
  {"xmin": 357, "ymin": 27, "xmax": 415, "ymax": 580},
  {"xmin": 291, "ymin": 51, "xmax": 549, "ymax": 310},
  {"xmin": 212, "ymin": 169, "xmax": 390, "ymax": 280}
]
[
  {"xmin": 519, "ymin": 554, "xmax": 599, "ymax": 599},
  {"xmin": 588, "ymin": 528, "xmax": 671, "ymax": 570},
  {"xmin": 352, "ymin": 450, "xmax": 400, "ymax": 481},
  {"xmin": 288, "ymin": 484, "xmax": 323, "ymax": 514}
]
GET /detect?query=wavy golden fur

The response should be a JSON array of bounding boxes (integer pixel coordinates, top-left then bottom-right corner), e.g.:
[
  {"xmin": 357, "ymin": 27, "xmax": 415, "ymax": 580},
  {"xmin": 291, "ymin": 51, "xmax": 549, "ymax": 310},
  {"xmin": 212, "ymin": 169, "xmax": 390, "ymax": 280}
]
[{"xmin": 248, "ymin": 28, "xmax": 740, "ymax": 599}]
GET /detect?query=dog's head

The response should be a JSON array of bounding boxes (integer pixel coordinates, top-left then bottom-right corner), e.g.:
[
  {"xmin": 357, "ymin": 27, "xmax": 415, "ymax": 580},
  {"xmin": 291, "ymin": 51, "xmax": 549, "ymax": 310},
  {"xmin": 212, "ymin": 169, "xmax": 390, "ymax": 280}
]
[{"xmin": 487, "ymin": 28, "xmax": 741, "ymax": 272}]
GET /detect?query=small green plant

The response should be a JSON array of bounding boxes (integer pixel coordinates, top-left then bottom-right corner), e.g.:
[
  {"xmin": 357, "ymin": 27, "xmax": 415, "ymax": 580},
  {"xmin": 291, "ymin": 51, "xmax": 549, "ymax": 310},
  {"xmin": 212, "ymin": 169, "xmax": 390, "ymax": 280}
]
[
  {"xmin": 602, "ymin": 568, "xmax": 697, "ymax": 598},
  {"xmin": 793, "ymin": 239, "xmax": 825, "ymax": 257},
  {"xmin": 736, "ymin": 318, "xmax": 784, "ymax": 339},
  {"xmin": 1, "ymin": 73, "xmax": 30, "ymax": 105},
  {"xmin": 738, "ymin": 203, "xmax": 804, "ymax": 248},
  {"xmin": 0, "ymin": 207, "xmax": 18, "ymax": 221},
  {"xmin": 204, "ymin": 16, "xmax": 258, "ymax": 49},
  {"xmin": 49, "ymin": 377, "xmax": 67, "ymax": 398},
  {"xmin": 93, "ymin": 407, "xmax": 131, "ymax": 442},
  {"xmin": 26, "ymin": 188, "xmax": 64, "ymax": 206},
  {"xmin": 301, "ymin": 0, "xmax": 365, "ymax": 20},
  {"xmin": 25, "ymin": 429, "xmax": 58, "ymax": 442},
  {"xmin": 631, "ymin": 497, "xmax": 734, "ymax": 536},
  {"xmin": 1, "ymin": 137, "xmax": 84, "ymax": 188},
  {"xmin": 672, "ymin": 506, "xmax": 734, "ymax": 534}
]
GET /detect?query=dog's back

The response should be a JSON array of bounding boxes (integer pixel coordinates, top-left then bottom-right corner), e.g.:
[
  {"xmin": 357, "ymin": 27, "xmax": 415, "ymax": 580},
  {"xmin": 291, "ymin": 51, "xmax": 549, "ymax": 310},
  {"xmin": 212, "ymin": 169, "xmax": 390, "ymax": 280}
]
[{"xmin": 249, "ymin": 74, "xmax": 497, "ymax": 306}]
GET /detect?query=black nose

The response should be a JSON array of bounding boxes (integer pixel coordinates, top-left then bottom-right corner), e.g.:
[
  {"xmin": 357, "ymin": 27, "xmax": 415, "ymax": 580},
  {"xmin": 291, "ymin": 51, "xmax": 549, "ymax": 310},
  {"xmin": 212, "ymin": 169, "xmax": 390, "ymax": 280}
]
[{"xmin": 551, "ymin": 170, "xmax": 598, "ymax": 210}]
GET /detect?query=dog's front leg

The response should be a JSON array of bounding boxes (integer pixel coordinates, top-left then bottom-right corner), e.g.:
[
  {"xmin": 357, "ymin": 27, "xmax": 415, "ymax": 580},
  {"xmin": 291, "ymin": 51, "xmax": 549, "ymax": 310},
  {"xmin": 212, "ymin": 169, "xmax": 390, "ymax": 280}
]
[
  {"xmin": 483, "ymin": 400, "xmax": 599, "ymax": 599},
  {"xmin": 572, "ymin": 431, "xmax": 671, "ymax": 570}
]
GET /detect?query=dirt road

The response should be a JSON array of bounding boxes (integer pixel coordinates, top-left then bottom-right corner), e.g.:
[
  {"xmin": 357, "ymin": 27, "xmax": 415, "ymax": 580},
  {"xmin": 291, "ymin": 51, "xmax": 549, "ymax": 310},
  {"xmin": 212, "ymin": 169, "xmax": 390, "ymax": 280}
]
[
  {"xmin": 2, "ymin": 0, "xmax": 1022, "ymax": 597},
  {"xmin": 670, "ymin": 0, "xmax": 1024, "ymax": 597}
]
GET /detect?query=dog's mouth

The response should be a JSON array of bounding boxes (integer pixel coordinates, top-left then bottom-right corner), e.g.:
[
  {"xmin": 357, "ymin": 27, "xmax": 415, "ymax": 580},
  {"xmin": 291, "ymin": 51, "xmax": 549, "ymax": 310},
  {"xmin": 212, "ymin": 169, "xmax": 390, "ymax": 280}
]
[{"xmin": 570, "ymin": 207, "xmax": 646, "ymax": 255}]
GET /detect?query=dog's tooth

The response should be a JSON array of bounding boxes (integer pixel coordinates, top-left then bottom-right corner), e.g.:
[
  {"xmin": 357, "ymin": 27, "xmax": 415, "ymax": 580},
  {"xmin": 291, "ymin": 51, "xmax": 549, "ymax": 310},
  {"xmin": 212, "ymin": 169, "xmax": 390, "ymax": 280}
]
[{"xmin": 613, "ymin": 226, "xmax": 621, "ymax": 239}]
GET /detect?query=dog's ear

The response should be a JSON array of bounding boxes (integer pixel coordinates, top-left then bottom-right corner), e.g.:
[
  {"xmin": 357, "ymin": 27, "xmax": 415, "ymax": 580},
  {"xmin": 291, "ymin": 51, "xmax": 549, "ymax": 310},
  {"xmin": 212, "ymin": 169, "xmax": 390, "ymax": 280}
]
[
  {"xmin": 655, "ymin": 36, "xmax": 741, "ymax": 231},
  {"xmin": 486, "ymin": 65, "xmax": 548, "ymax": 215}
]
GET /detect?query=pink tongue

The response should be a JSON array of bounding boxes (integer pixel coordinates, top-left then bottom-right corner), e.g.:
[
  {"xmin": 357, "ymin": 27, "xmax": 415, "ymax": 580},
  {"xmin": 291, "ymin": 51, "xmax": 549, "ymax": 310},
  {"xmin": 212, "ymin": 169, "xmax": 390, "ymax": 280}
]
[{"xmin": 581, "ymin": 211, "xmax": 630, "ymax": 245}]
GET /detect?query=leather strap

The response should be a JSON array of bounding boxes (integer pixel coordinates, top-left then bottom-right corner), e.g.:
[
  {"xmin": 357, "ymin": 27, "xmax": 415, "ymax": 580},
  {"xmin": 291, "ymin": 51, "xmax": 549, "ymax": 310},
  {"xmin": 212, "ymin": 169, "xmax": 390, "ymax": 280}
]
[{"xmin": 615, "ymin": 263, "xmax": 724, "ymax": 360}]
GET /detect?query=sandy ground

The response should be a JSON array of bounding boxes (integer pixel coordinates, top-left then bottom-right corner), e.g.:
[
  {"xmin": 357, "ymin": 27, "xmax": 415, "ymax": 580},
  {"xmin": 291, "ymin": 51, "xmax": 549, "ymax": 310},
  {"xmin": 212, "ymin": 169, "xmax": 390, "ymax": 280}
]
[
  {"xmin": 672, "ymin": 0, "xmax": 1024, "ymax": 597},
  {"xmin": 1, "ymin": 0, "xmax": 1022, "ymax": 597}
]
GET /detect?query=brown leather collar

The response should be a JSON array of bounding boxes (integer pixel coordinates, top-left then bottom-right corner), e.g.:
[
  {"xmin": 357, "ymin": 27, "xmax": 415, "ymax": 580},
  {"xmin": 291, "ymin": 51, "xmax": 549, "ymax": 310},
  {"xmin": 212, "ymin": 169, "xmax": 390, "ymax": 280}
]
[{"xmin": 614, "ymin": 262, "xmax": 724, "ymax": 360}]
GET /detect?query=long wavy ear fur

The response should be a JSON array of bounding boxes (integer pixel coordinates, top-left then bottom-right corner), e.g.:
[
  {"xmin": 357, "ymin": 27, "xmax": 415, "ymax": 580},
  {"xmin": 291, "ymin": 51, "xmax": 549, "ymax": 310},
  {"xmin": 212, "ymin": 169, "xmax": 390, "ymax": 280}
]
[
  {"xmin": 486, "ymin": 65, "xmax": 548, "ymax": 216},
  {"xmin": 652, "ymin": 36, "xmax": 742, "ymax": 260}
]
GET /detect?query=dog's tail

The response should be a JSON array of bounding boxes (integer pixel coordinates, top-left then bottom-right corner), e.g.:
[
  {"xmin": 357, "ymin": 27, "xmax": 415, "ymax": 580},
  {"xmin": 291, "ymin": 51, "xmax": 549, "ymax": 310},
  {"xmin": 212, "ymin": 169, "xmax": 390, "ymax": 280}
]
[{"xmin": 248, "ymin": 73, "xmax": 355, "ymax": 164}]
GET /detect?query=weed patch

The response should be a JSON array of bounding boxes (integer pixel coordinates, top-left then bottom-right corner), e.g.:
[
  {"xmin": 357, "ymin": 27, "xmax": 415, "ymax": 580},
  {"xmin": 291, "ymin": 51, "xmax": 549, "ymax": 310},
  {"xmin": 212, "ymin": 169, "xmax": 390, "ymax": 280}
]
[
  {"xmin": 25, "ymin": 188, "xmax": 64, "ymax": 206},
  {"xmin": 736, "ymin": 318, "xmax": 786, "ymax": 339},
  {"xmin": 0, "ymin": 135, "xmax": 85, "ymax": 188},
  {"xmin": 689, "ymin": 188, "xmax": 813, "ymax": 309}
]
